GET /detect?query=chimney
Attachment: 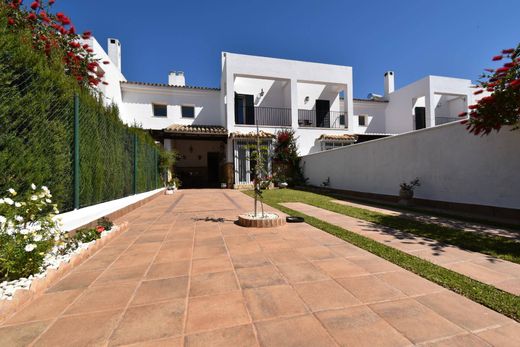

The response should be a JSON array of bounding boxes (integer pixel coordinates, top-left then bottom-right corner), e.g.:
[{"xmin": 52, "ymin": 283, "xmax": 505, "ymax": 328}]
[
  {"xmin": 107, "ymin": 38, "xmax": 121, "ymax": 71},
  {"xmin": 168, "ymin": 71, "xmax": 185, "ymax": 86},
  {"xmin": 384, "ymin": 71, "xmax": 395, "ymax": 96}
]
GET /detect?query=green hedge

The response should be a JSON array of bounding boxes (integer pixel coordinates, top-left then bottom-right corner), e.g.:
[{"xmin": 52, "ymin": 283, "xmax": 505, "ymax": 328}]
[{"xmin": 0, "ymin": 16, "xmax": 161, "ymax": 212}]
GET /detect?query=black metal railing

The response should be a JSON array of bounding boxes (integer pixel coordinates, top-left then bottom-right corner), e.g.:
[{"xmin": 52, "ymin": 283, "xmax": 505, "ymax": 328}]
[
  {"xmin": 435, "ymin": 116, "xmax": 461, "ymax": 125},
  {"xmin": 298, "ymin": 109, "xmax": 346, "ymax": 128},
  {"xmin": 235, "ymin": 106, "xmax": 292, "ymax": 126}
]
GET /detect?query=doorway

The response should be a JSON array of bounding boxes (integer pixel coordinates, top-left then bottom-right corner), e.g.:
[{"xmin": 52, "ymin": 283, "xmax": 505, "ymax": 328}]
[
  {"xmin": 235, "ymin": 94, "xmax": 255, "ymax": 125},
  {"xmin": 415, "ymin": 107, "xmax": 426, "ymax": 130},
  {"xmin": 207, "ymin": 152, "xmax": 220, "ymax": 187},
  {"xmin": 316, "ymin": 99, "xmax": 330, "ymax": 128}
]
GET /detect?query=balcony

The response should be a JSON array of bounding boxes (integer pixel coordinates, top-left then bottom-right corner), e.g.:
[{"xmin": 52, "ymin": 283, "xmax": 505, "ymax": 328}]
[
  {"xmin": 435, "ymin": 116, "xmax": 460, "ymax": 125},
  {"xmin": 235, "ymin": 106, "xmax": 291, "ymax": 127},
  {"xmin": 298, "ymin": 110, "xmax": 346, "ymax": 128}
]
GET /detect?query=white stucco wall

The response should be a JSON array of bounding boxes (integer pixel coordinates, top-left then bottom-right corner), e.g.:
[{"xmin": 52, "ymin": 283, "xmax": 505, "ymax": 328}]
[
  {"xmin": 302, "ymin": 123, "xmax": 520, "ymax": 210},
  {"xmin": 121, "ymin": 84, "xmax": 222, "ymax": 129},
  {"xmin": 350, "ymin": 100, "xmax": 388, "ymax": 134},
  {"xmin": 84, "ymin": 37, "xmax": 127, "ymax": 116}
]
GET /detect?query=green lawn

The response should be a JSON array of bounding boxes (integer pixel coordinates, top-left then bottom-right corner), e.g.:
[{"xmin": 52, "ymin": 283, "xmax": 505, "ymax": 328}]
[
  {"xmin": 250, "ymin": 189, "xmax": 520, "ymax": 264},
  {"xmin": 243, "ymin": 189, "xmax": 520, "ymax": 322}
]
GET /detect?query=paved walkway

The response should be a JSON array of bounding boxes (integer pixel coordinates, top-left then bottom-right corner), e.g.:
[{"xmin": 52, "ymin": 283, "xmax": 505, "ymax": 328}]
[
  {"xmin": 0, "ymin": 190, "xmax": 519, "ymax": 346},
  {"xmin": 283, "ymin": 202, "xmax": 520, "ymax": 296},
  {"xmin": 331, "ymin": 199, "xmax": 520, "ymax": 241}
]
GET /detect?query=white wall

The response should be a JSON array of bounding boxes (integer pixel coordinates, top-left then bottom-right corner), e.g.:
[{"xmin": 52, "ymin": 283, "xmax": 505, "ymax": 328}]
[
  {"xmin": 121, "ymin": 84, "xmax": 222, "ymax": 129},
  {"xmin": 234, "ymin": 77, "xmax": 290, "ymax": 108},
  {"xmin": 302, "ymin": 123, "xmax": 520, "ymax": 210},
  {"xmin": 351, "ymin": 100, "xmax": 388, "ymax": 134},
  {"xmin": 83, "ymin": 37, "xmax": 127, "ymax": 117}
]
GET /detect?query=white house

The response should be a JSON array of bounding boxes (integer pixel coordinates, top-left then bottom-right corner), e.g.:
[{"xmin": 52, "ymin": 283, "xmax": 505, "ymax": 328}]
[{"xmin": 91, "ymin": 37, "xmax": 479, "ymax": 188}]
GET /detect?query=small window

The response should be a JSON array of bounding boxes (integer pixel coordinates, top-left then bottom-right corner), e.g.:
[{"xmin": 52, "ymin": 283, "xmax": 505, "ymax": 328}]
[
  {"xmin": 181, "ymin": 106, "xmax": 195, "ymax": 118},
  {"xmin": 153, "ymin": 104, "xmax": 167, "ymax": 117},
  {"xmin": 358, "ymin": 115, "xmax": 367, "ymax": 126}
]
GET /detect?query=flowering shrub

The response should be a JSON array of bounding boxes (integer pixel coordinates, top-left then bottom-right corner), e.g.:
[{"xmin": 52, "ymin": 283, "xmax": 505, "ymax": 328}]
[
  {"xmin": 0, "ymin": 185, "xmax": 63, "ymax": 281},
  {"xmin": 462, "ymin": 44, "xmax": 520, "ymax": 135},
  {"xmin": 1, "ymin": 0, "xmax": 107, "ymax": 88},
  {"xmin": 273, "ymin": 130, "xmax": 306, "ymax": 186}
]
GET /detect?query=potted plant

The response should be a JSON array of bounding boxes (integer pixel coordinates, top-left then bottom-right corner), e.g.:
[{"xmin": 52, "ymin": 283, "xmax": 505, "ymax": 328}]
[
  {"xmin": 399, "ymin": 178, "xmax": 420, "ymax": 204},
  {"xmin": 165, "ymin": 177, "xmax": 181, "ymax": 195}
]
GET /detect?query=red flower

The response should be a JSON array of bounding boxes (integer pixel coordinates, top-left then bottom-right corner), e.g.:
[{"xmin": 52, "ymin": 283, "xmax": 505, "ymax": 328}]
[
  {"xmin": 496, "ymin": 66, "xmax": 510, "ymax": 73},
  {"xmin": 96, "ymin": 226, "xmax": 105, "ymax": 233},
  {"xmin": 510, "ymin": 79, "xmax": 520, "ymax": 88},
  {"xmin": 7, "ymin": 18, "xmax": 15, "ymax": 26},
  {"xmin": 27, "ymin": 13, "xmax": 37, "ymax": 20},
  {"xmin": 49, "ymin": 0, "xmax": 55, "ymax": 4},
  {"xmin": 492, "ymin": 55, "xmax": 503, "ymax": 61},
  {"xmin": 458, "ymin": 112, "xmax": 468, "ymax": 118},
  {"xmin": 82, "ymin": 31, "xmax": 92, "ymax": 39},
  {"xmin": 484, "ymin": 68, "xmax": 494, "ymax": 73},
  {"xmin": 102, "ymin": 81, "xmax": 109, "ymax": 85},
  {"xmin": 468, "ymin": 104, "xmax": 480, "ymax": 110},
  {"xmin": 102, "ymin": 61, "xmax": 110, "ymax": 64},
  {"xmin": 473, "ymin": 89, "xmax": 483, "ymax": 95},
  {"xmin": 30, "ymin": 1, "xmax": 39, "ymax": 10},
  {"xmin": 502, "ymin": 48, "xmax": 515, "ymax": 54},
  {"xmin": 68, "ymin": 26, "xmax": 76, "ymax": 35}
]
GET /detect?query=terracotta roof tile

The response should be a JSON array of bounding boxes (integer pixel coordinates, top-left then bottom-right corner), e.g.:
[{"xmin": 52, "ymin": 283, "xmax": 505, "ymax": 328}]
[
  {"xmin": 230, "ymin": 131, "xmax": 275, "ymax": 139},
  {"xmin": 319, "ymin": 134, "xmax": 358, "ymax": 142},
  {"xmin": 164, "ymin": 124, "xmax": 227, "ymax": 135},
  {"xmin": 122, "ymin": 81, "xmax": 220, "ymax": 91}
]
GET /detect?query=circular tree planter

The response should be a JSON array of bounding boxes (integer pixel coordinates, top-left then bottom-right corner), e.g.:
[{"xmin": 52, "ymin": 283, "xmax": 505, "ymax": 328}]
[{"xmin": 237, "ymin": 212, "xmax": 286, "ymax": 228}]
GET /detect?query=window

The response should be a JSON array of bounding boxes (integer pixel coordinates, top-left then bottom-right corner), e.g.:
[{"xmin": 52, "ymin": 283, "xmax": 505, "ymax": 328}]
[
  {"xmin": 153, "ymin": 104, "xmax": 167, "ymax": 117},
  {"xmin": 358, "ymin": 115, "xmax": 367, "ymax": 126},
  {"xmin": 181, "ymin": 106, "xmax": 195, "ymax": 118}
]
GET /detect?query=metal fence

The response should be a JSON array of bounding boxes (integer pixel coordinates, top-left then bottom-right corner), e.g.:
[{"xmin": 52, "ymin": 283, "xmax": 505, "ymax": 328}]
[
  {"xmin": 0, "ymin": 52, "xmax": 160, "ymax": 213},
  {"xmin": 298, "ymin": 110, "xmax": 346, "ymax": 128}
]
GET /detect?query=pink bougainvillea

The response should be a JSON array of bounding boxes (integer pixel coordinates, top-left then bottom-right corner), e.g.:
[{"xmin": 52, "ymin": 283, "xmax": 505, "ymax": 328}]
[
  {"xmin": 2, "ymin": 0, "xmax": 108, "ymax": 88},
  {"xmin": 462, "ymin": 44, "xmax": 520, "ymax": 135}
]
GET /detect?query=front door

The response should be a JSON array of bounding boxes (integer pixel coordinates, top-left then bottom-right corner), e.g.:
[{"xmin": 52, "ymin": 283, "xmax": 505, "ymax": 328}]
[
  {"xmin": 207, "ymin": 152, "xmax": 220, "ymax": 187},
  {"xmin": 316, "ymin": 100, "xmax": 330, "ymax": 128}
]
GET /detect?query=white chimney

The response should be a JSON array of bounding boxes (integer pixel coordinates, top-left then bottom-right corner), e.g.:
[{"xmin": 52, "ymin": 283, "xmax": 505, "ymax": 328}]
[
  {"xmin": 107, "ymin": 38, "xmax": 121, "ymax": 71},
  {"xmin": 168, "ymin": 71, "xmax": 185, "ymax": 86},
  {"xmin": 384, "ymin": 71, "xmax": 395, "ymax": 97}
]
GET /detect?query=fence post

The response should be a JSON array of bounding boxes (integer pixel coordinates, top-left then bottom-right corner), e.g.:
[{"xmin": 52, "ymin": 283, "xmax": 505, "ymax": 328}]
[
  {"xmin": 73, "ymin": 94, "xmax": 80, "ymax": 210},
  {"xmin": 133, "ymin": 133, "xmax": 138, "ymax": 195},
  {"xmin": 154, "ymin": 148, "xmax": 158, "ymax": 189}
]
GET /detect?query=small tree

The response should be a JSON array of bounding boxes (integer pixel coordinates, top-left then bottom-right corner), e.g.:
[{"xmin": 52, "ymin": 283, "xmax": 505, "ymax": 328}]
[
  {"xmin": 250, "ymin": 129, "xmax": 272, "ymax": 218},
  {"xmin": 462, "ymin": 44, "xmax": 520, "ymax": 135},
  {"xmin": 273, "ymin": 130, "xmax": 305, "ymax": 186}
]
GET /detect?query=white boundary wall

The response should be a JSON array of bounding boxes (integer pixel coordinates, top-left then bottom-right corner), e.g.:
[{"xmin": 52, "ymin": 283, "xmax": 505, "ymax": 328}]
[{"xmin": 301, "ymin": 122, "xmax": 520, "ymax": 210}]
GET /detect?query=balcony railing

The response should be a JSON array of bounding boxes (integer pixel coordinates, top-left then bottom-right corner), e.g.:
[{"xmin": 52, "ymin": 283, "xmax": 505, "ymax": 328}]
[
  {"xmin": 298, "ymin": 109, "xmax": 346, "ymax": 128},
  {"xmin": 435, "ymin": 116, "xmax": 461, "ymax": 125},
  {"xmin": 235, "ymin": 106, "xmax": 291, "ymax": 126}
]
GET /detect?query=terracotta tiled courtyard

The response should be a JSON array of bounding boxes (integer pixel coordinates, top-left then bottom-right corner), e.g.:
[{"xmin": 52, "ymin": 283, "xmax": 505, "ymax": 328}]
[{"xmin": 1, "ymin": 190, "xmax": 519, "ymax": 346}]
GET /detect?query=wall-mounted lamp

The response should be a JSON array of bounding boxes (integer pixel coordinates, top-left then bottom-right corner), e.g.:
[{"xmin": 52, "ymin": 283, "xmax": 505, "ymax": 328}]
[
  {"xmin": 259, "ymin": 89, "xmax": 265, "ymax": 97},
  {"xmin": 304, "ymin": 96, "xmax": 310, "ymax": 103}
]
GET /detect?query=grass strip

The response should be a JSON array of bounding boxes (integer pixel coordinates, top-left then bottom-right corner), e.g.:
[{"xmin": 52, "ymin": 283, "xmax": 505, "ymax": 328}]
[
  {"xmin": 254, "ymin": 189, "xmax": 520, "ymax": 264},
  {"xmin": 243, "ymin": 190, "xmax": 520, "ymax": 322},
  {"xmin": 299, "ymin": 186, "xmax": 520, "ymax": 231}
]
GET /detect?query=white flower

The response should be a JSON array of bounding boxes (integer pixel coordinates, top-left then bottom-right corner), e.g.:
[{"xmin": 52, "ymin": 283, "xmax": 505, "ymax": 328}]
[
  {"xmin": 33, "ymin": 234, "xmax": 43, "ymax": 242},
  {"xmin": 15, "ymin": 202, "xmax": 21, "ymax": 208},
  {"xmin": 8, "ymin": 188, "xmax": 17, "ymax": 196},
  {"xmin": 31, "ymin": 183, "xmax": 36, "ymax": 190},
  {"xmin": 42, "ymin": 186, "xmax": 49, "ymax": 193},
  {"xmin": 20, "ymin": 228, "xmax": 29, "ymax": 235},
  {"xmin": 4, "ymin": 198, "xmax": 14, "ymax": 205},
  {"xmin": 14, "ymin": 215, "xmax": 24, "ymax": 222},
  {"xmin": 0, "ymin": 198, "xmax": 4, "ymax": 204},
  {"xmin": 45, "ymin": 199, "xmax": 52, "ymax": 204},
  {"xmin": 6, "ymin": 228, "xmax": 14, "ymax": 236},
  {"xmin": 24, "ymin": 244, "xmax": 37, "ymax": 252},
  {"xmin": 31, "ymin": 195, "xmax": 38, "ymax": 201},
  {"xmin": 0, "ymin": 215, "xmax": 5, "ymax": 225}
]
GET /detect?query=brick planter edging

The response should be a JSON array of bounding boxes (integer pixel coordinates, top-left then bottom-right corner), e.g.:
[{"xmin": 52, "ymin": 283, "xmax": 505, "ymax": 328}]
[
  {"xmin": 0, "ymin": 221, "xmax": 129, "ymax": 324},
  {"xmin": 237, "ymin": 214, "xmax": 286, "ymax": 228}
]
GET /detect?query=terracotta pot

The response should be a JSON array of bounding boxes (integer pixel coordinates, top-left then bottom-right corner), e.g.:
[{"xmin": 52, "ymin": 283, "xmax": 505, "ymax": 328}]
[{"xmin": 399, "ymin": 188, "xmax": 413, "ymax": 200}]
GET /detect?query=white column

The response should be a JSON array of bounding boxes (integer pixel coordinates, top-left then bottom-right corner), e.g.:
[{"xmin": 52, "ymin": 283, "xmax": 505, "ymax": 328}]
[
  {"xmin": 345, "ymin": 83, "xmax": 354, "ymax": 131},
  {"xmin": 290, "ymin": 79, "xmax": 298, "ymax": 128},
  {"xmin": 425, "ymin": 91, "xmax": 436, "ymax": 128}
]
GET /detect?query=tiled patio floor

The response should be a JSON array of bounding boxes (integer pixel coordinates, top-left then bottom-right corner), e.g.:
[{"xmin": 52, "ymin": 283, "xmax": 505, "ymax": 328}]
[
  {"xmin": 283, "ymin": 202, "xmax": 520, "ymax": 296},
  {"xmin": 1, "ymin": 190, "xmax": 519, "ymax": 346}
]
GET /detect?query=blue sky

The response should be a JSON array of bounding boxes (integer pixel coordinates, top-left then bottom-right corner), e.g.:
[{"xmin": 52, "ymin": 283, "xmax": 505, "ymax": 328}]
[{"xmin": 55, "ymin": 0, "xmax": 519, "ymax": 98}]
